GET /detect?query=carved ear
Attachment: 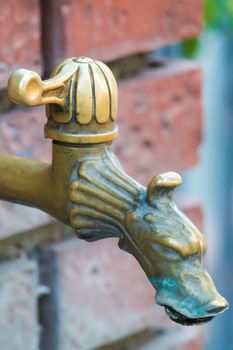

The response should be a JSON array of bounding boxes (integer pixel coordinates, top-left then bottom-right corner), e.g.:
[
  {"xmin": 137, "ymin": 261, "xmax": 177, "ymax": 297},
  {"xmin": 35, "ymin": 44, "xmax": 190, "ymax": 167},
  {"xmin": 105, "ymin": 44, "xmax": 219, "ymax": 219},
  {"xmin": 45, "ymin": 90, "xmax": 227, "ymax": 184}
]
[{"xmin": 147, "ymin": 172, "xmax": 182, "ymax": 205}]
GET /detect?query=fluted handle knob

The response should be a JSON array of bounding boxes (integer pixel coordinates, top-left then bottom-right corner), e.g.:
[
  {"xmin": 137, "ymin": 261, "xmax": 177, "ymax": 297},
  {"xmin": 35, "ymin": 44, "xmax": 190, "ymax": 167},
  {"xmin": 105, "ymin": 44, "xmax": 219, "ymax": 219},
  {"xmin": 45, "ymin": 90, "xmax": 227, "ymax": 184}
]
[{"xmin": 7, "ymin": 57, "xmax": 118, "ymax": 144}]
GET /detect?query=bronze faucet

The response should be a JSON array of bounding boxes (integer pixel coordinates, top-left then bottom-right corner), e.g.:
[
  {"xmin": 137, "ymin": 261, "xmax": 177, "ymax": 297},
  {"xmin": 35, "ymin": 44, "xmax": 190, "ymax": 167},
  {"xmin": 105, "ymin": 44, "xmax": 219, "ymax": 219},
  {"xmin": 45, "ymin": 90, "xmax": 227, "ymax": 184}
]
[{"xmin": 4, "ymin": 57, "xmax": 228, "ymax": 325}]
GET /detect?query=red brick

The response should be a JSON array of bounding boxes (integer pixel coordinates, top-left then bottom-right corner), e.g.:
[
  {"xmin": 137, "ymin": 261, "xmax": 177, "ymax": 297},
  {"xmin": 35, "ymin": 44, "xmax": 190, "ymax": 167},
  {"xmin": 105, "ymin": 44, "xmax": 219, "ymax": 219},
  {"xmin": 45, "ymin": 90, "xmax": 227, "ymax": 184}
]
[
  {"xmin": 0, "ymin": 258, "xmax": 39, "ymax": 350},
  {"xmin": 0, "ymin": 0, "xmax": 41, "ymax": 88},
  {"xmin": 39, "ymin": 238, "xmax": 167, "ymax": 350},
  {"xmin": 98, "ymin": 327, "xmax": 203, "ymax": 349},
  {"xmin": 61, "ymin": 0, "xmax": 202, "ymax": 62},
  {"xmin": 0, "ymin": 107, "xmax": 52, "ymax": 239},
  {"xmin": 180, "ymin": 339, "xmax": 202, "ymax": 350},
  {"xmin": 0, "ymin": 202, "xmax": 52, "ymax": 240},
  {"xmin": 116, "ymin": 60, "xmax": 202, "ymax": 185},
  {"xmin": 140, "ymin": 328, "xmax": 202, "ymax": 350},
  {"xmin": 0, "ymin": 107, "xmax": 50, "ymax": 162}
]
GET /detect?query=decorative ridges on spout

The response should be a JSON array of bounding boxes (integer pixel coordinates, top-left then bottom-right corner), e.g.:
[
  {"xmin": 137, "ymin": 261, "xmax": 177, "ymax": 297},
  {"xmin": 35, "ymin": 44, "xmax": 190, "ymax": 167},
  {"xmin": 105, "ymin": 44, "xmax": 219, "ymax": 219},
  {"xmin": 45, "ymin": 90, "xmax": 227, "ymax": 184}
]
[{"xmin": 68, "ymin": 150, "xmax": 144, "ymax": 241}]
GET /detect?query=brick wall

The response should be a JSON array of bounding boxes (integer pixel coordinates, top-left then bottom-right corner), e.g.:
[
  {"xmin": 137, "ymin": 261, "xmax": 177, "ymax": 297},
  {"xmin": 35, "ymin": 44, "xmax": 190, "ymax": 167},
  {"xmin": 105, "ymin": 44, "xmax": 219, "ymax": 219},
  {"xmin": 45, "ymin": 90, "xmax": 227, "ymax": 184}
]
[{"xmin": 0, "ymin": 1, "xmax": 203, "ymax": 349}]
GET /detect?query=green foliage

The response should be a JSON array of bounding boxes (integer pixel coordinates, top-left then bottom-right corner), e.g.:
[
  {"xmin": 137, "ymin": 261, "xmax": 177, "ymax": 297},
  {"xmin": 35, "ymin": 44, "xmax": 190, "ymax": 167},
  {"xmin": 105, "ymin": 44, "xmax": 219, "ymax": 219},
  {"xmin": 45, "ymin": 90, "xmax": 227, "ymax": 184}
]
[
  {"xmin": 182, "ymin": 0, "xmax": 233, "ymax": 57},
  {"xmin": 182, "ymin": 38, "xmax": 199, "ymax": 58},
  {"xmin": 204, "ymin": 0, "xmax": 222, "ymax": 28},
  {"xmin": 205, "ymin": 0, "xmax": 233, "ymax": 29}
]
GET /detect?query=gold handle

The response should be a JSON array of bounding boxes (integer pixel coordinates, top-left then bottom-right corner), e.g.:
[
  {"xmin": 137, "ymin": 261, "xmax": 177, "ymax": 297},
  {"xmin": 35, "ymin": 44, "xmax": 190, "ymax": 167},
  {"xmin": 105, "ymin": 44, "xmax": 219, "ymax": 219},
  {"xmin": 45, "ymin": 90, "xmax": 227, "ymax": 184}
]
[
  {"xmin": 7, "ymin": 65, "xmax": 77, "ymax": 107},
  {"xmin": 7, "ymin": 57, "xmax": 118, "ymax": 144}
]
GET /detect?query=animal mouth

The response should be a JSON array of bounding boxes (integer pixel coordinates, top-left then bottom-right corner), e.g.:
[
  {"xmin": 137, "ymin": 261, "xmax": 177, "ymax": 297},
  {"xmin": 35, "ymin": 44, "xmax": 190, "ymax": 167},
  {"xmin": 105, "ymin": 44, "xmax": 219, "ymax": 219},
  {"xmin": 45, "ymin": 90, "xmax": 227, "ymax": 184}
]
[{"xmin": 164, "ymin": 305, "xmax": 213, "ymax": 326}]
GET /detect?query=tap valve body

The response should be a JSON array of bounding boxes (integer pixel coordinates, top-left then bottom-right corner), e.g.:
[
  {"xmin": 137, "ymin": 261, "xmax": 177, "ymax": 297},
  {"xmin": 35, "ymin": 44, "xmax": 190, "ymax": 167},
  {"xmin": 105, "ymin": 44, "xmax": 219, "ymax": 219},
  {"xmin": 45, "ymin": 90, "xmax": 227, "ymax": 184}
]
[{"xmin": 5, "ymin": 57, "xmax": 228, "ymax": 325}]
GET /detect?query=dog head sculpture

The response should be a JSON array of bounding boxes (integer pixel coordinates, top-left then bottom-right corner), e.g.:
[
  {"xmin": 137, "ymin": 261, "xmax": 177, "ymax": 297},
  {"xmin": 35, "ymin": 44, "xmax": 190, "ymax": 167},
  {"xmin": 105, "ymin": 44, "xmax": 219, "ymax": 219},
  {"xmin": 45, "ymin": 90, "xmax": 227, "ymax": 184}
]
[{"xmin": 122, "ymin": 172, "xmax": 228, "ymax": 325}]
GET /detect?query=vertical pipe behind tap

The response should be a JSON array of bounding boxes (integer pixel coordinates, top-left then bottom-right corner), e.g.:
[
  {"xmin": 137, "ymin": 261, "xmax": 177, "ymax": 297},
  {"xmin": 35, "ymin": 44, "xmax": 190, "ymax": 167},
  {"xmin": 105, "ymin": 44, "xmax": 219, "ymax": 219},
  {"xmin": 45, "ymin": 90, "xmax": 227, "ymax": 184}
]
[{"xmin": 40, "ymin": 0, "xmax": 65, "ymax": 78}]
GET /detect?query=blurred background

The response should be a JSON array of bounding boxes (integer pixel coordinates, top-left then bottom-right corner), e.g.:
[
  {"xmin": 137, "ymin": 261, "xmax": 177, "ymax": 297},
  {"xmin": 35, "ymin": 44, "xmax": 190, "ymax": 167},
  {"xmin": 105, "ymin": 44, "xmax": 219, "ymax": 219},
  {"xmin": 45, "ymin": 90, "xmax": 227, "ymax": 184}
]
[{"xmin": 0, "ymin": 0, "xmax": 232, "ymax": 349}]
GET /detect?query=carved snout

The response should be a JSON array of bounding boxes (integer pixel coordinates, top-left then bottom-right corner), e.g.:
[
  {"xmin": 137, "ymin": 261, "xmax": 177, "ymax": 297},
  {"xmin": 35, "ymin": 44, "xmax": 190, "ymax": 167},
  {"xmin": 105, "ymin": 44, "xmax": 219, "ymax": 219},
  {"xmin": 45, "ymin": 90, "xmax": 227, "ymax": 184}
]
[{"xmin": 154, "ymin": 269, "xmax": 228, "ymax": 326}]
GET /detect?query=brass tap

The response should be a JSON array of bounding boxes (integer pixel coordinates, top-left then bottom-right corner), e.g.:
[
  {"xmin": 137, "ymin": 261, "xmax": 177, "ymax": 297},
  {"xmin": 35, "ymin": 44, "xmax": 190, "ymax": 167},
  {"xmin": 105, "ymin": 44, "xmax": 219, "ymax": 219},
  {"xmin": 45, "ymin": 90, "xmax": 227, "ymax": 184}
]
[{"xmin": 3, "ymin": 57, "xmax": 228, "ymax": 325}]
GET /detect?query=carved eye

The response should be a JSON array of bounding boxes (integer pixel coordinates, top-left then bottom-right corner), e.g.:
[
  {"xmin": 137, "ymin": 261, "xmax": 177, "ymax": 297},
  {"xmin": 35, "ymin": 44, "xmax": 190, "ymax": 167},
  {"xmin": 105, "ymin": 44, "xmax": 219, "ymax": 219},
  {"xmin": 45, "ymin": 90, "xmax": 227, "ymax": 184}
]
[
  {"xmin": 151, "ymin": 242, "xmax": 181, "ymax": 262},
  {"xmin": 144, "ymin": 213, "xmax": 157, "ymax": 223}
]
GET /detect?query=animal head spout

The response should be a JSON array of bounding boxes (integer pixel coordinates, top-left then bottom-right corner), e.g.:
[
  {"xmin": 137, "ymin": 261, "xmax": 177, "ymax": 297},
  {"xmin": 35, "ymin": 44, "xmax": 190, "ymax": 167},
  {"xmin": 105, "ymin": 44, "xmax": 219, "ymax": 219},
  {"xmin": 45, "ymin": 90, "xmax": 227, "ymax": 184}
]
[{"xmin": 123, "ymin": 172, "xmax": 228, "ymax": 325}]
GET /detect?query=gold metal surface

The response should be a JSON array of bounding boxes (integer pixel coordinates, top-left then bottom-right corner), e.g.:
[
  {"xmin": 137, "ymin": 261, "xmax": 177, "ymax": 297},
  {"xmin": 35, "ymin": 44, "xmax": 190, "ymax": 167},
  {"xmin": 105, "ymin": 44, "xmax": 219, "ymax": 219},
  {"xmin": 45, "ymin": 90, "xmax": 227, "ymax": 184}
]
[
  {"xmin": 8, "ymin": 57, "xmax": 118, "ymax": 144},
  {"xmin": 2, "ymin": 57, "xmax": 229, "ymax": 325}
]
